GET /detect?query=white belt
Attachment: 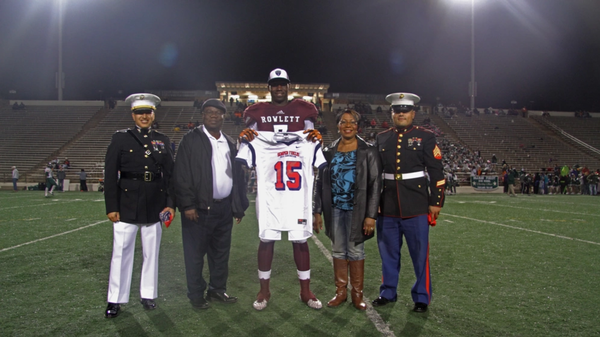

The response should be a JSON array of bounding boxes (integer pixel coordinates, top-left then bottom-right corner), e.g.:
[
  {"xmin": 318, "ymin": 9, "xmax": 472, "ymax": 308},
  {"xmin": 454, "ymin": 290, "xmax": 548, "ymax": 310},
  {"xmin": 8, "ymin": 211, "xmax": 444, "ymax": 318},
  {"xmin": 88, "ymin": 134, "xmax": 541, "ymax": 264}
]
[{"xmin": 383, "ymin": 171, "xmax": 425, "ymax": 181}]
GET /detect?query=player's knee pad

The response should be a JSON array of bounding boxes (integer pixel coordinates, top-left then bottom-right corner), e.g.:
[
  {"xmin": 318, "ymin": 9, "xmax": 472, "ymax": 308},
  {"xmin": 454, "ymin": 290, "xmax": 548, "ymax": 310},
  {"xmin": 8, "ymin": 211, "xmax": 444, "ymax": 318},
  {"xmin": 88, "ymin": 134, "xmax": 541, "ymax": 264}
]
[
  {"xmin": 260, "ymin": 238, "xmax": 274, "ymax": 243},
  {"xmin": 291, "ymin": 240, "xmax": 307, "ymax": 244}
]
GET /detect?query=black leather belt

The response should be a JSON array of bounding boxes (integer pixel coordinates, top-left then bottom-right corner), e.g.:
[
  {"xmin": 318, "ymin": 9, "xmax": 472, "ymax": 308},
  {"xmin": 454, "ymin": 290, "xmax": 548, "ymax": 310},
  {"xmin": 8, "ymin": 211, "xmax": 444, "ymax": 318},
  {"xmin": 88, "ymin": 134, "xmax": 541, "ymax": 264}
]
[
  {"xmin": 121, "ymin": 171, "xmax": 162, "ymax": 182},
  {"xmin": 213, "ymin": 196, "xmax": 230, "ymax": 203}
]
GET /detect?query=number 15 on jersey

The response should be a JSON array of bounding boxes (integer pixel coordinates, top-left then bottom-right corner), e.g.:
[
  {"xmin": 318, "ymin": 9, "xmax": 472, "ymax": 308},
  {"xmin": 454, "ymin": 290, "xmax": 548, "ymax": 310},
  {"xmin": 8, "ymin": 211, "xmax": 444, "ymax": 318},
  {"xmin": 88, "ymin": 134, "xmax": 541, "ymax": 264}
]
[{"xmin": 274, "ymin": 160, "xmax": 302, "ymax": 191}]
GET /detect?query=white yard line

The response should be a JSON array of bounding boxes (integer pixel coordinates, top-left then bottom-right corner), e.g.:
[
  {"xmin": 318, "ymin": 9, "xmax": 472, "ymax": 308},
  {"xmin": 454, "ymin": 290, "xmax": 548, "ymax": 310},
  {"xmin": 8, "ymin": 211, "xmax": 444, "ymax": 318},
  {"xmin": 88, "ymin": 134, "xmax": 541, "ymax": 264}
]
[
  {"xmin": 311, "ymin": 235, "xmax": 396, "ymax": 337},
  {"xmin": 443, "ymin": 213, "xmax": 600, "ymax": 246},
  {"xmin": 0, "ymin": 199, "xmax": 84, "ymax": 211},
  {"xmin": 0, "ymin": 220, "xmax": 109, "ymax": 253}
]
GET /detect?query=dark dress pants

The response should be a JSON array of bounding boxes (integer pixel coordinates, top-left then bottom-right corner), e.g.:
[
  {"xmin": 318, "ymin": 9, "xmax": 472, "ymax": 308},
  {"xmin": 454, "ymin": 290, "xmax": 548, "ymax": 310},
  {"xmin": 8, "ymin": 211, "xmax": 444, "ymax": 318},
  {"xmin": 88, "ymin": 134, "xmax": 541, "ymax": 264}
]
[
  {"xmin": 181, "ymin": 199, "xmax": 233, "ymax": 302},
  {"xmin": 377, "ymin": 214, "xmax": 432, "ymax": 304}
]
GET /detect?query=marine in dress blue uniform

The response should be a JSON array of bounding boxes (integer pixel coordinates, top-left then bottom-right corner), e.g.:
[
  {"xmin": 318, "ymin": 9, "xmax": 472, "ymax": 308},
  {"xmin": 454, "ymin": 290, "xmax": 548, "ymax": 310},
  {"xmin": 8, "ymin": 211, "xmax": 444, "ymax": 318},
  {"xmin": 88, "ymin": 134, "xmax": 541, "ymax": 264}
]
[
  {"xmin": 372, "ymin": 93, "xmax": 445, "ymax": 313},
  {"xmin": 103, "ymin": 93, "xmax": 175, "ymax": 318}
]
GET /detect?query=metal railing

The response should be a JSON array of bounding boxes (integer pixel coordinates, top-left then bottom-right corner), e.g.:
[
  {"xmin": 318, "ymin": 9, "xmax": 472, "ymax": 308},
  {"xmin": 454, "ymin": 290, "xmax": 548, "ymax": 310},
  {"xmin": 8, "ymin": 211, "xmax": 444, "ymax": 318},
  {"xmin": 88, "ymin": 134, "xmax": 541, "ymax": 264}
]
[{"xmin": 536, "ymin": 117, "xmax": 600, "ymax": 156}]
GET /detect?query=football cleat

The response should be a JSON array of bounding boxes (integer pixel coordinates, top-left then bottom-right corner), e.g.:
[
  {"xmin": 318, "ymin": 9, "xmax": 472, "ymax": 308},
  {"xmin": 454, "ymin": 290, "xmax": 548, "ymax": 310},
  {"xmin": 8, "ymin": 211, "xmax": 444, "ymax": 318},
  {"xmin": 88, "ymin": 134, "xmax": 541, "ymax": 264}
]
[{"xmin": 252, "ymin": 299, "xmax": 268, "ymax": 311}]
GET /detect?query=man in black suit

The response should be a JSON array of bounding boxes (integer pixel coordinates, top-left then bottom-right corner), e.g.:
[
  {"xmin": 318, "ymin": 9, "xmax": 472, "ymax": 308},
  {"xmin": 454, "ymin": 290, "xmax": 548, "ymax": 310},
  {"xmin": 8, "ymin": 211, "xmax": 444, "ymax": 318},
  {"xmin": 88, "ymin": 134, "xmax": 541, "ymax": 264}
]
[{"xmin": 172, "ymin": 99, "xmax": 249, "ymax": 310}]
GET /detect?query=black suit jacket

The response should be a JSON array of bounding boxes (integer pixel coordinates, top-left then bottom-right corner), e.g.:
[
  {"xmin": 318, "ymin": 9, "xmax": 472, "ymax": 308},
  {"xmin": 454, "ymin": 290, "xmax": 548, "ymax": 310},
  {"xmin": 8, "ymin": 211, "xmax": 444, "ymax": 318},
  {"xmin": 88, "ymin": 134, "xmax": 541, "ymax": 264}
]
[{"xmin": 172, "ymin": 127, "xmax": 248, "ymax": 218}]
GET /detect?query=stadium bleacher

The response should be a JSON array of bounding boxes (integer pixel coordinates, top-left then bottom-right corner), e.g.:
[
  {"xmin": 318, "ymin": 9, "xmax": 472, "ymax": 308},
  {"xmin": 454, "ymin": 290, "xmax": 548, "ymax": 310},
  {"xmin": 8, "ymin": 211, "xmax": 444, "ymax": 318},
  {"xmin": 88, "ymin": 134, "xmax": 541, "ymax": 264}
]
[
  {"xmin": 435, "ymin": 112, "xmax": 600, "ymax": 172},
  {"xmin": 0, "ymin": 104, "xmax": 100, "ymax": 185},
  {"xmin": 2, "ymin": 100, "xmax": 599, "ymax": 191}
]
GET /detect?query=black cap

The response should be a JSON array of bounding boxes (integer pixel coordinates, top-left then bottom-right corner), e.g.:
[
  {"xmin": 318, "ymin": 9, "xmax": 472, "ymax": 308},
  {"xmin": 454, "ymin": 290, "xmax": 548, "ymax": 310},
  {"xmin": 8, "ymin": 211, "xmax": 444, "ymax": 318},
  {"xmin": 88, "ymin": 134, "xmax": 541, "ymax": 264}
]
[{"xmin": 201, "ymin": 99, "xmax": 227, "ymax": 113}]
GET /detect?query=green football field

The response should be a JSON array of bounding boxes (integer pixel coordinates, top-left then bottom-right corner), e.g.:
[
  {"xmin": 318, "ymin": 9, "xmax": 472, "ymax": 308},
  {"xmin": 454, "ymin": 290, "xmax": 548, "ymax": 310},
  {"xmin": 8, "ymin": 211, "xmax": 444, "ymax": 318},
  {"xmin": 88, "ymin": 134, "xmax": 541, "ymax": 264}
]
[{"xmin": 0, "ymin": 191, "xmax": 598, "ymax": 336}]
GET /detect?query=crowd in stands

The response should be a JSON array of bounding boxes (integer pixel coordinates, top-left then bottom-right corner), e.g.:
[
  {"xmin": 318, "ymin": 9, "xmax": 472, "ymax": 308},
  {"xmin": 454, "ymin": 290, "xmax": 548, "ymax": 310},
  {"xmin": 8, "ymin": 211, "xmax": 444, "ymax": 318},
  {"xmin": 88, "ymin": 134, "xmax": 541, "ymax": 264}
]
[
  {"xmin": 410, "ymin": 119, "xmax": 594, "ymax": 197},
  {"xmin": 438, "ymin": 138, "xmax": 494, "ymax": 188}
]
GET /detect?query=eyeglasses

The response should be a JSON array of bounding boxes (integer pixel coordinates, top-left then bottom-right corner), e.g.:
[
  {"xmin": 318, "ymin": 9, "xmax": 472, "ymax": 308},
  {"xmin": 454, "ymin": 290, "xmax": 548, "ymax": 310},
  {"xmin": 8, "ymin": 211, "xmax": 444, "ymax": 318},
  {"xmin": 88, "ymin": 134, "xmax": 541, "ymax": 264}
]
[{"xmin": 339, "ymin": 120, "xmax": 358, "ymax": 126}]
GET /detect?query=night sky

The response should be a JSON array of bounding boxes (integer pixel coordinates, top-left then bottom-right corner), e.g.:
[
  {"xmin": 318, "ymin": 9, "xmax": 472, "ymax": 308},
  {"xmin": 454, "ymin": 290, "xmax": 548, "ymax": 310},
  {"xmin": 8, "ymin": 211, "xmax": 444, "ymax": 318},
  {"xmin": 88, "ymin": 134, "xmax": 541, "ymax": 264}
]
[{"xmin": 1, "ymin": 0, "xmax": 599, "ymax": 111}]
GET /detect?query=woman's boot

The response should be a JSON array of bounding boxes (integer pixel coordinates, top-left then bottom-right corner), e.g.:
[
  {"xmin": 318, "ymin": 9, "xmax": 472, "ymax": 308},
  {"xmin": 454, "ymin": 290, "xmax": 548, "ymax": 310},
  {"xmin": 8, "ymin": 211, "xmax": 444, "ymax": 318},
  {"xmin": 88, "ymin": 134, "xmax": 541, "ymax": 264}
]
[
  {"xmin": 327, "ymin": 258, "xmax": 348, "ymax": 307},
  {"xmin": 349, "ymin": 259, "xmax": 366, "ymax": 310}
]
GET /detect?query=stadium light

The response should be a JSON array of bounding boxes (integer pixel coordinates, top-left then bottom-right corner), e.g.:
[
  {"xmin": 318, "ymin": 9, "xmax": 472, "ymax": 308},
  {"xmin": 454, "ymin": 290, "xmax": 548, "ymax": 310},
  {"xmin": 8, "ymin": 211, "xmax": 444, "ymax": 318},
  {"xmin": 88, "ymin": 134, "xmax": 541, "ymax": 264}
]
[
  {"xmin": 451, "ymin": 0, "xmax": 477, "ymax": 111},
  {"xmin": 57, "ymin": 0, "xmax": 65, "ymax": 101}
]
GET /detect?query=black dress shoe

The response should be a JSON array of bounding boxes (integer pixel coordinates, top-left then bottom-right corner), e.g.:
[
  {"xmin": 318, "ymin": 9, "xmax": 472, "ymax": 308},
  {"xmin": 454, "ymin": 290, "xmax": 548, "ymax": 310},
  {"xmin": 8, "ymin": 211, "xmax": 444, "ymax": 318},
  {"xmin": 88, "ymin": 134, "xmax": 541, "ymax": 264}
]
[
  {"xmin": 372, "ymin": 296, "xmax": 397, "ymax": 307},
  {"xmin": 105, "ymin": 303, "xmax": 121, "ymax": 318},
  {"xmin": 206, "ymin": 291, "xmax": 238, "ymax": 303},
  {"xmin": 413, "ymin": 302, "xmax": 428, "ymax": 312},
  {"xmin": 191, "ymin": 297, "xmax": 210, "ymax": 309},
  {"xmin": 141, "ymin": 299, "xmax": 157, "ymax": 310}
]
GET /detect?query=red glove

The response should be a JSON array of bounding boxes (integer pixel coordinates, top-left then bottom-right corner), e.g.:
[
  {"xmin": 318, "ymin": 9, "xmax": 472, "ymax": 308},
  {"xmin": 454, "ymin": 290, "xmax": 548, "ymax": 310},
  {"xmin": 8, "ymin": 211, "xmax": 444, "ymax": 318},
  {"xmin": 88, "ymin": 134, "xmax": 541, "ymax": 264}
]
[
  {"xmin": 303, "ymin": 129, "xmax": 322, "ymax": 143},
  {"xmin": 239, "ymin": 128, "xmax": 258, "ymax": 142},
  {"xmin": 428, "ymin": 213, "xmax": 436, "ymax": 227}
]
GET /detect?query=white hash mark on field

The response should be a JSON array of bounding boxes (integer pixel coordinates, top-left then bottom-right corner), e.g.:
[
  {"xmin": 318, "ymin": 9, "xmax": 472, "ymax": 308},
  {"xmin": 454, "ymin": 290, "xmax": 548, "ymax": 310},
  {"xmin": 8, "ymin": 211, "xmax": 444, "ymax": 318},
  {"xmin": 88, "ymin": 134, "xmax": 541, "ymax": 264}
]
[
  {"xmin": 311, "ymin": 235, "xmax": 396, "ymax": 337},
  {"xmin": 444, "ymin": 219, "xmax": 454, "ymax": 223},
  {"xmin": 0, "ymin": 220, "xmax": 109, "ymax": 253},
  {"xmin": 65, "ymin": 218, "xmax": 77, "ymax": 221},
  {"xmin": 444, "ymin": 213, "xmax": 600, "ymax": 246}
]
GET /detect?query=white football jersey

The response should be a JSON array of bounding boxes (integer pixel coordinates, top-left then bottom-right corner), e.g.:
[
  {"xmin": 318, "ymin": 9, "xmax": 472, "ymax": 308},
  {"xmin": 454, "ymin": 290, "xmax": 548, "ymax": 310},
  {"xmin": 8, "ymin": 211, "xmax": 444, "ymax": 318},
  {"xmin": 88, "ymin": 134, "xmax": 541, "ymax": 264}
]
[
  {"xmin": 236, "ymin": 131, "xmax": 326, "ymax": 240},
  {"xmin": 45, "ymin": 167, "xmax": 53, "ymax": 178}
]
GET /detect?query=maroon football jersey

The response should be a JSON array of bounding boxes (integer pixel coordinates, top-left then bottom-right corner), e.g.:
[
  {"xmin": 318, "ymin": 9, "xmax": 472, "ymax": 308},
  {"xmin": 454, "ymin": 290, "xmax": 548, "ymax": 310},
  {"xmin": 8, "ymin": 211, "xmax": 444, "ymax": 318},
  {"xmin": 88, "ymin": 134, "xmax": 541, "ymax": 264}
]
[{"xmin": 244, "ymin": 99, "xmax": 318, "ymax": 132}]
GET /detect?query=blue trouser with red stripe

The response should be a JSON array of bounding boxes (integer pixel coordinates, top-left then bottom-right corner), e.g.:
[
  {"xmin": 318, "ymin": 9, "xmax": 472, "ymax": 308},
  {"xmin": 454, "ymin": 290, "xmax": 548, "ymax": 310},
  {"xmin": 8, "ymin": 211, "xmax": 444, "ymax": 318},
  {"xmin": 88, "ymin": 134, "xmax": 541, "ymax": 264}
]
[{"xmin": 376, "ymin": 215, "xmax": 432, "ymax": 304}]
